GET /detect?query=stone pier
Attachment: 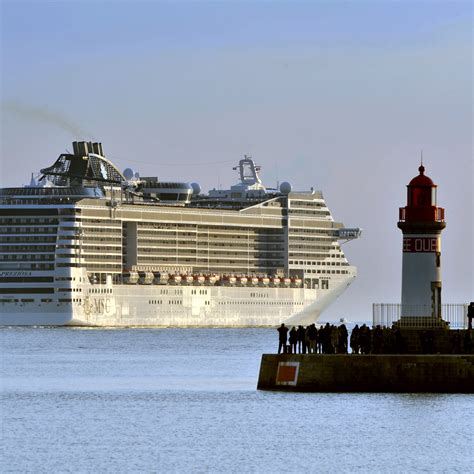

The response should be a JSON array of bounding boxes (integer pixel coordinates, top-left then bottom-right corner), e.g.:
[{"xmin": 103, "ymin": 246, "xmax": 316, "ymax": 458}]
[{"xmin": 257, "ymin": 354, "xmax": 474, "ymax": 393}]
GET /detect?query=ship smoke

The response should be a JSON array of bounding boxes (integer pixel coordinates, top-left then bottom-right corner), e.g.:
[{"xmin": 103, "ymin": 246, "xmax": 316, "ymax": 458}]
[{"xmin": 2, "ymin": 101, "xmax": 95, "ymax": 140}]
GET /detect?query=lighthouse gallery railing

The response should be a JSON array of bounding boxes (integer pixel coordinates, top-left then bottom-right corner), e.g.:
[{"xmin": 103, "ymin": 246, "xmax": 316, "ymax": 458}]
[{"xmin": 373, "ymin": 304, "xmax": 468, "ymax": 329}]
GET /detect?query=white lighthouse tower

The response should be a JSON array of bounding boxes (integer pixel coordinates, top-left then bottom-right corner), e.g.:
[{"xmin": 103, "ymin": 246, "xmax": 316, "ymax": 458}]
[{"xmin": 397, "ymin": 164, "xmax": 446, "ymax": 327}]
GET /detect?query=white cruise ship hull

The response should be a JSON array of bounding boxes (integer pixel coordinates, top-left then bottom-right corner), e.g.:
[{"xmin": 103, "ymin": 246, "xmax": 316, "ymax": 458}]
[{"xmin": 0, "ymin": 274, "xmax": 355, "ymax": 327}]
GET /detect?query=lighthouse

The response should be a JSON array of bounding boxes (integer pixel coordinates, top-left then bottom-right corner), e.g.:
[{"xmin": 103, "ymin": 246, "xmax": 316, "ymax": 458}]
[{"xmin": 397, "ymin": 164, "xmax": 446, "ymax": 326}]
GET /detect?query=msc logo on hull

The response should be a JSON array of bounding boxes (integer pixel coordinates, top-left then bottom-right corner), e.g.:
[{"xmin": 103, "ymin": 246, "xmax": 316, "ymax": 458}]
[{"xmin": 83, "ymin": 297, "xmax": 113, "ymax": 315}]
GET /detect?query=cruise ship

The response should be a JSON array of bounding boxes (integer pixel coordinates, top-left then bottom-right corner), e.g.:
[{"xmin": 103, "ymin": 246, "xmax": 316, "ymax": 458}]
[{"xmin": 0, "ymin": 142, "xmax": 360, "ymax": 326}]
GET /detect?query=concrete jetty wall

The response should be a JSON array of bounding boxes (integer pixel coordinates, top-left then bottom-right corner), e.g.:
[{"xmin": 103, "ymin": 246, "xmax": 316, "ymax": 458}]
[{"xmin": 257, "ymin": 354, "xmax": 474, "ymax": 393}]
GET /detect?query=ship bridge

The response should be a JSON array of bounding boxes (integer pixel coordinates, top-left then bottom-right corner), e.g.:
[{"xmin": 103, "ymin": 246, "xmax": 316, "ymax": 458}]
[{"xmin": 336, "ymin": 228, "xmax": 362, "ymax": 242}]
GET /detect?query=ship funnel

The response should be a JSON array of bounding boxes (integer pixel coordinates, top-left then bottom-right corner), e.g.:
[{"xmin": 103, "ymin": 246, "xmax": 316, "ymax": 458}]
[
  {"xmin": 71, "ymin": 141, "xmax": 104, "ymax": 157},
  {"xmin": 74, "ymin": 141, "xmax": 89, "ymax": 157},
  {"xmin": 92, "ymin": 142, "xmax": 104, "ymax": 156}
]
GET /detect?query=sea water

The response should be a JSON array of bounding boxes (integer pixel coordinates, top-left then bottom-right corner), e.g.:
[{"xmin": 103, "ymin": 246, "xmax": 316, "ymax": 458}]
[{"xmin": 1, "ymin": 328, "xmax": 472, "ymax": 473}]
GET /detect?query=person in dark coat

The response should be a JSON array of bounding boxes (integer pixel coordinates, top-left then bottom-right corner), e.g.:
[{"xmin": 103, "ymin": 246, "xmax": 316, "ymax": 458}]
[
  {"xmin": 382, "ymin": 326, "xmax": 392, "ymax": 354},
  {"xmin": 277, "ymin": 323, "xmax": 289, "ymax": 354},
  {"xmin": 393, "ymin": 327, "xmax": 405, "ymax": 354},
  {"xmin": 316, "ymin": 327, "xmax": 323, "ymax": 354},
  {"xmin": 297, "ymin": 325, "xmax": 306, "ymax": 354},
  {"xmin": 289, "ymin": 326, "xmax": 298, "ymax": 354},
  {"xmin": 322, "ymin": 322, "xmax": 331, "ymax": 354},
  {"xmin": 338, "ymin": 324, "xmax": 348, "ymax": 354},
  {"xmin": 350, "ymin": 324, "xmax": 360, "ymax": 354},
  {"xmin": 467, "ymin": 302, "xmax": 474, "ymax": 330},
  {"xmin": 463, "ymin": 330, "xmax": 473, "ymax": 354},
  {"xmin": 359, "ymin": 324, "xmax": 371, "ymax": 354},
  {"xmin": 307, "ymin": 323, "xmax": 318, "ymax": 353},
  {"xmin": 450, "ymin": 330, "xmax": 461, "ymax": 354},
  {"xmin": 372, "ymin": 325, "xmax": 383, "ymax": 354}
]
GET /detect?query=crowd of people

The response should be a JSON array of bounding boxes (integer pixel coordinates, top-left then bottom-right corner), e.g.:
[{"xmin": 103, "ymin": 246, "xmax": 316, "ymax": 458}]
[
  {"xmin": 349, "ymin": 324, "xmax": 406, "ymax": 354},
  {"xmin": 277, "ymin": 322, "xmax": 350, "ymax": 354},
  {"xmin": 277, "ymin": 322, "xmax": 474, "ymax": 355}
]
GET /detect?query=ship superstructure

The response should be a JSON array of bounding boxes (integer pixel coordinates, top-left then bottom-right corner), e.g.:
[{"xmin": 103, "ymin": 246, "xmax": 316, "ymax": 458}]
[{"xmin": 0, "ymin": 142, "xmax": 360, "ymax": 326}]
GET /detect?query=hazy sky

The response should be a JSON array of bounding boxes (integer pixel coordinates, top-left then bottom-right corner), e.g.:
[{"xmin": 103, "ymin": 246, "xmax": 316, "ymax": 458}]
[{"xmin": 1, "ymin": 0, "xmax": 472, "ymax": 320}]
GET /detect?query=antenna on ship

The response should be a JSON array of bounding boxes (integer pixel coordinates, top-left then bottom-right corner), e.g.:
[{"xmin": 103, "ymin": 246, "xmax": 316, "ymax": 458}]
[{"xmin": 275, "ymin": 160, "xmax": 279, "ymax": 190}]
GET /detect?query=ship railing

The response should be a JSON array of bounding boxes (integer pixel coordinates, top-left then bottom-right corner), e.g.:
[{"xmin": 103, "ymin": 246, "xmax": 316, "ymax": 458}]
[{"xmin": 372, "ymin": 303, "xmax": 468, "ymax": 329}]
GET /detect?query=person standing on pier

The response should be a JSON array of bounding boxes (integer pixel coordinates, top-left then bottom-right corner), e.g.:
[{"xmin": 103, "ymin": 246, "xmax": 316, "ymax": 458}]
[
  {"xmin": 289, "ymin": 326, "xmax": 298, "ymax": 354},
  {"xmin": 307, "ymin": 324, "xmax": 318, "ymax": 353},
  {"xmin": 467, "ymin": 302, "xmax": 474, "ymax": 330},
  {"xmin": 297, "ymin": 325, "xmax": 306, "ymax": 354},
  {"xmin": 277, "ymin": 323, "xmax": 289, "ymax": 354},
  {"xmin": 338, "ymin": 324, "xmax": 348, "ymax": 353},
  {"xmin": 316, "ymin": 327, "xmax": 323, "ymax": 354},
  {"xmin": 350, "ymin": 324, "xmax": 360, "ymax": 354},
  {"xmin": 359, "ymin": 324, "xmax": 371, "ymax": 354}
]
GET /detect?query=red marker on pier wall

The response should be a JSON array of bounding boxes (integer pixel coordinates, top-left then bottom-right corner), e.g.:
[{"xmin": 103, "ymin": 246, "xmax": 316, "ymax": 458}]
[{"xmin": 397, "ymin": 164, "xmax": 446, "ymax": 319}]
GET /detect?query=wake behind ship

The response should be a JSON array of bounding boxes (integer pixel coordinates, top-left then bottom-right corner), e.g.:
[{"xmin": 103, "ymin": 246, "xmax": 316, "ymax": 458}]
[{"xmin": 0, "ymin": 142, "xmax": 360, "ymax": 326}]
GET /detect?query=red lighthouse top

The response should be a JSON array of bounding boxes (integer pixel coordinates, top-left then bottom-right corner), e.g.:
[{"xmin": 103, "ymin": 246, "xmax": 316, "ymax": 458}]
[
  {"xmin": 399, "ymin": 164, "xmax": 445, "ymax": 223},
  {"xmin": 408, "ymin": 165, "xmax": 434, "ymax": 187}
]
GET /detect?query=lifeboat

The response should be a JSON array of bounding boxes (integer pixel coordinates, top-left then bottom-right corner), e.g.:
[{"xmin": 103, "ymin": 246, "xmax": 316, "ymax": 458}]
[
  {"xmin": 272, "ymin": 277, "xmax": 281, "ymax": 285},
  {"xmin": 239, "ymin": 277, "xmax": 248, "ymax": 285},
  {"xmin": 123, "ymin": 271, "xmax": 139, "ymax": 284},
  {"xmin": 138, "ymin": 272, "xmax": 154, "ymax": 285},
  {"xmin": 283, "ymin": 278, "xmax": 291, "ymax": 286},
  {"xmin": 251, "ymin": 277, "xmax": 259, "ymax": 285},
  {"xmin": 293, "ymin": 278, "xmax": 302, "ymax": 287},
  {"xmin": 228, "ymin": 276, "xmax": 237, "ymax": 285},
  {"xmin": 261, "ymin": 277, "xmax": 270, "ymax": 286},
  {"xmin": 195, "ymin": 275, "xmax": 206, "ymax": 285},
  {"xmin": 185, "ymin": 275, "xmax": 194, "ymax": 284},
  {"xmin": 206, "ymin": 275, "xmax": 217, "ymax": 285},
  {"xmin": 153, "ymin": 272, "xmax": 167, "ymax": 284},
  {"xmin": 171, "ymin": 274, "xmax": 182, "ymax": 284}
]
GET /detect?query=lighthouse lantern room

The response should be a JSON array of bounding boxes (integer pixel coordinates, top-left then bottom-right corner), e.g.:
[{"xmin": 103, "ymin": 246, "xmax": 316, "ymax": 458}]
[{"xmin": 398, "ymin": 164, "xmax": 446, "ymax": 326}]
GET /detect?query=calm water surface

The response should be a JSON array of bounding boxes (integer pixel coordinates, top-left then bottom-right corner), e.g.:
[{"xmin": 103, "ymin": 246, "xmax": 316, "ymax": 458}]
[{"xmin": 1, "ymin": 328, "xmax": 473, "ymax": 473}]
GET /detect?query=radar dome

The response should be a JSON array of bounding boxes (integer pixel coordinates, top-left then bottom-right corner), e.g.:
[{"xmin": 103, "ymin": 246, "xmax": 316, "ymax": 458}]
[
  {"xmin": 191, "ymin": 182, "xmax": 201, "ymax": 195},
  {"xmin": 134, "ymin": 171, "xmax": 140, "ymax": 179},
  {"xmin": 280, "ymin": 181, "xmax": 292, "ymax": 194},
  {"xmin": 123, "ymin": 168, "xmax": 134, "ymax": 180}
]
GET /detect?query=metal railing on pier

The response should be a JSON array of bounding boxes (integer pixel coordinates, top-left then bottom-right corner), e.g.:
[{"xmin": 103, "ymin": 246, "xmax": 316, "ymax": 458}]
[{"xmin": 373, "ymin": 303, "xmax": 468, "ymax": 329}]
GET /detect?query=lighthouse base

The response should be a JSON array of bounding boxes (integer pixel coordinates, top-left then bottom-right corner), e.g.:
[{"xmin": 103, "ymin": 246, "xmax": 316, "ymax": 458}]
[{"xmin": 395, "ymin": 316, "xmax": 450, "ymax": 329}]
